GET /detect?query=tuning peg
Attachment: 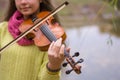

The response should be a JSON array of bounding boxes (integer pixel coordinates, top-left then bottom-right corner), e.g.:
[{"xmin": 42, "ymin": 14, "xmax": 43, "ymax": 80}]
[
  {"xmin": 78, "ymin": 58, "xmax": 84, "ymax": 63},
  {"xmin": 66, "ymin": 69, "xmax": 73, "ymax": 74},
  {"xmin": 75, "ymin": 58, "xmax": 84, "ymax": 65},
  {"xmin": 72, "ymin": 52, "xmax": 80, "ymax": 57},
  {"xmin": 62, "ymin": 62, "xmax": 68, "ymax": 67}
]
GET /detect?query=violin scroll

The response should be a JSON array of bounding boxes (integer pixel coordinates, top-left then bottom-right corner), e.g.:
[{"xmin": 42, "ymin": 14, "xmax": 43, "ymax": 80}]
[{"xmin": 63, "ymin": 52, "xmax": 84, "ymax": 74}]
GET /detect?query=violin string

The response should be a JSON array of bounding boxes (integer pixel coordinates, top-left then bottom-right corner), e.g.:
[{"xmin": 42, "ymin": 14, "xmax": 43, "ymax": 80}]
[
  {"xmin": 40, "ymin": 24, "xmax": 69, "ymax": 57},
  {"xmin": 40, "ymin": 24, "xmax": 57, "ymax": 42}
]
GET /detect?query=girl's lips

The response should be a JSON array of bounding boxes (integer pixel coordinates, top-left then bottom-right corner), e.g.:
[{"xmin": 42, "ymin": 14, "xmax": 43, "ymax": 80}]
[
  {"xmin": 21, "ymin": 7, "xmax": 29, "ymax": 10},
  {"xmin": 21, "ymin": 7, "xmax": 30, "ymax": 11},
  {"xmin": 20, "ymin": 6, "xmax": 30, "ymax": 10}
]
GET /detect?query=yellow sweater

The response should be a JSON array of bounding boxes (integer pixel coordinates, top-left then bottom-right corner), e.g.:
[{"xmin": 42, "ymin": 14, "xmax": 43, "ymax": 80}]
[{"xmin": 0, "ymin": 22, "xmax": 60, "ymax": 80}]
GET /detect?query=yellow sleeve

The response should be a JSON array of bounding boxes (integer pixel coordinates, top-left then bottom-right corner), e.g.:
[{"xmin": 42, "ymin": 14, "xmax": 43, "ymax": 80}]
[
  {"xmin": 0, "ymin": 22, "xmax": 8, "ymax": 59},
  {"xmin": 37, "ymin": 52, "xmax": 60, "ymax": 80},
  {"xmin": 0, "ymin": 21, "xmax": 8, "ymax": 48}
]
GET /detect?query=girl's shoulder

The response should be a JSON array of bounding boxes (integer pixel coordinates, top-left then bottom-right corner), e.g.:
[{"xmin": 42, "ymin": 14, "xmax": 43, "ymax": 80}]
[
  {"xmin": 0, "ymin": 21, "xmax": 8, "ymax": 26},
  {"xmin": 0, "ymin": 21, "xmax": 8, "ymax": 29}
]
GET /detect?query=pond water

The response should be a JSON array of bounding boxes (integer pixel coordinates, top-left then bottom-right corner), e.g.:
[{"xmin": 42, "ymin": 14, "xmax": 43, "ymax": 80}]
[{"xmin": 61, "ymin": 25, "xmax": 120, "ymax": 80}]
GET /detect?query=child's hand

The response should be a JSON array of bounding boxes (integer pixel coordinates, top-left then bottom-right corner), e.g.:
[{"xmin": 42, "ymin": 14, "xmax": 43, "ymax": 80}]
[{"xmin": 47, "ymin": 38, "xmax": 65, "ymax": 70}]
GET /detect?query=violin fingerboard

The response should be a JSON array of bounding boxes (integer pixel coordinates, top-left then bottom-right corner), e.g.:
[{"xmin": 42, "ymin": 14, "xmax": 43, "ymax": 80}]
[{"xmin": 40, "ymin": 24, "xmax": 57, "ymax": 42}]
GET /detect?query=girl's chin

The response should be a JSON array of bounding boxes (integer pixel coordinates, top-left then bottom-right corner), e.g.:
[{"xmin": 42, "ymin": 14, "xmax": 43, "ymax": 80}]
[{"xmin": 21, "ymin": 11, "xmax": 33, "ymax": 16}]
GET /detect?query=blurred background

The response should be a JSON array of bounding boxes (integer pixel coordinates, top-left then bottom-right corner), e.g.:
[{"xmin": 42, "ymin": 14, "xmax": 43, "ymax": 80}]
[{"xmin": 0, "ymin": 0, "xmax": 120, "ymax": 80}]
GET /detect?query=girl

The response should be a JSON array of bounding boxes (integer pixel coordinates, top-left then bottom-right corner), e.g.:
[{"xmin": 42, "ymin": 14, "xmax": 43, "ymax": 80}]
[{"xmin": 0, "ymin": 0, "xmax": 67, "ymax": 80}]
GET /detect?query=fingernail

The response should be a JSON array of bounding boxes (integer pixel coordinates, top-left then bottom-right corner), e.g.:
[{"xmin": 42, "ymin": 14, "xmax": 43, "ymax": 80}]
[{"xmin": 59, "ymin": 38, "xmax": 62, "ymax": 40}]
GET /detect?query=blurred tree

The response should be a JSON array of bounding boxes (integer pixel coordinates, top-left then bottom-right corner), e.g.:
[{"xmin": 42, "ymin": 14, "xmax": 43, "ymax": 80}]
[{"xmin": 103, "ymin": 0, "xmax": 120, "ymax": 10}]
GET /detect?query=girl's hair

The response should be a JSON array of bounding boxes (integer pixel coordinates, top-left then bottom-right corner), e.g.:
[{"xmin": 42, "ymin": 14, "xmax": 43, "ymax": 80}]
[{"xmin": 4, "ymin": 0, "xmax": 60, "ymax": 23}]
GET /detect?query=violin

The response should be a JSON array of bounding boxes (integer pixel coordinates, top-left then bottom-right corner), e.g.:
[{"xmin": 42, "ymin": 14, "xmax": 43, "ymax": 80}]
[
  {"xmin": 0, "ymin": 1, "xmax": 83, "ymax": 74},
  {"xmin": 19, "ymin": 11, "xmax": 67, "ymax": 51}
]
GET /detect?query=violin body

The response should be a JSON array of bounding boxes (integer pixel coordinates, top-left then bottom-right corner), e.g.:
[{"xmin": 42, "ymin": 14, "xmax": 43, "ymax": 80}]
[{"xmin": 19, "ymin": 11, "xmax": 66, "ymax": 51}]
